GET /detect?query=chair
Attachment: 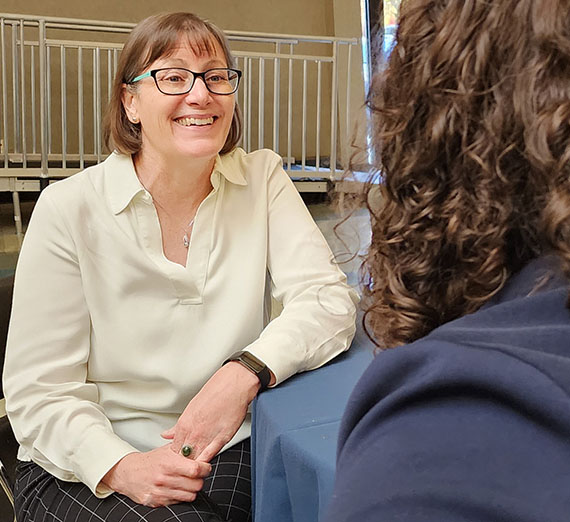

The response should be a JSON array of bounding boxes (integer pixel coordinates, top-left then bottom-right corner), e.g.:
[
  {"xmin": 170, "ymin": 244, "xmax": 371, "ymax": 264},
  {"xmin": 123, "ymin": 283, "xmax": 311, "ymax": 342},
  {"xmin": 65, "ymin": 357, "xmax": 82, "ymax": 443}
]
[{"xmin": 0, "ymin": 275, "xmax": 17, "ymax": 517}]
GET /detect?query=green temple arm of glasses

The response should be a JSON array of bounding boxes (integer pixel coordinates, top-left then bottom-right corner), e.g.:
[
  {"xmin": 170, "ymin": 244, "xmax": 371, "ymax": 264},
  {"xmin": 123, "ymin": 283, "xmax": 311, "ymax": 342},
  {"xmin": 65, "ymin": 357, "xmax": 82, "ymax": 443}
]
[{"xmin": 131, "ymin": 71, "xmax": 151, "ymax": 83}]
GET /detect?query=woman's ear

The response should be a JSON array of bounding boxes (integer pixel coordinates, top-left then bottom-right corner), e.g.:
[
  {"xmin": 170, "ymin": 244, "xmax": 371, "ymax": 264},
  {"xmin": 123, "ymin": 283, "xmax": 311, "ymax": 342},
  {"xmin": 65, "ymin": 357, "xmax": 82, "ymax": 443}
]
[{"xmin": 121, "ymin": 85, "xmax": 140, "ymax": 124}]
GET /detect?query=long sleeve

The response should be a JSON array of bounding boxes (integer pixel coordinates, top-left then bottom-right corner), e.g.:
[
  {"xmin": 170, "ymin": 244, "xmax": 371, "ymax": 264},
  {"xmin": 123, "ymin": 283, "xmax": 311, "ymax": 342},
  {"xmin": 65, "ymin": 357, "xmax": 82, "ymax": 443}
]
[
  {"xmin": 244, "ymin": 154, "xmax": 359, "ymax": 383},
  {"xmin": 3, "ymin": 189, "xmax": 137, "ymax": 497}
]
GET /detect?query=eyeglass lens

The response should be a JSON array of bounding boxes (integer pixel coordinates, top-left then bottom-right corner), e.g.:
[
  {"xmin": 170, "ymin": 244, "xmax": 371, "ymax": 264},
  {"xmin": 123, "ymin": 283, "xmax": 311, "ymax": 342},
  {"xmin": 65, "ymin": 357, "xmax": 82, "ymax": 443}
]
[{"xmin": 155, "ymin": 68, "xmax": 239, "ymax": 95}]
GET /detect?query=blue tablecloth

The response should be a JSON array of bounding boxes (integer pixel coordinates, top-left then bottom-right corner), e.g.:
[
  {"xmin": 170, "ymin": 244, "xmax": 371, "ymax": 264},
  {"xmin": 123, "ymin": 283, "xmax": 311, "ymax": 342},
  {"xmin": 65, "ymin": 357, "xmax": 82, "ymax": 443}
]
[{"xmin": 251, "ymin": 331, "xmax": 374, "ymax": 522}]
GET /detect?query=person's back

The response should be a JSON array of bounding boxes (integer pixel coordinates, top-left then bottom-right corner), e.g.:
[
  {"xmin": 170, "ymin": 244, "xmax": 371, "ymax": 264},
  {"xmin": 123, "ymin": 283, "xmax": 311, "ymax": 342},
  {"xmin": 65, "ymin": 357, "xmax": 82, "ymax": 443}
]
[
  {"xmin": 327, "ymin": 257, "xmax": 570, "ymax": 521},
  {"xmin": 324, "ymin": 0, "xmax": 570, "ymax": 519}
]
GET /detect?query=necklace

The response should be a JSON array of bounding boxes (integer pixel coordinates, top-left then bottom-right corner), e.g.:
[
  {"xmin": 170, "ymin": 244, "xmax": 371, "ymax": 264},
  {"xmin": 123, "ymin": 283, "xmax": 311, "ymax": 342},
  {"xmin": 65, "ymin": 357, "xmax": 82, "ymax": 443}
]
[
  {"xmin": 182, "ymin": 218, "xmax": 195, "ymax": 248},
  {"xmin": 150, "ymin": 194, "xmax": 197, "ymax": 249}
]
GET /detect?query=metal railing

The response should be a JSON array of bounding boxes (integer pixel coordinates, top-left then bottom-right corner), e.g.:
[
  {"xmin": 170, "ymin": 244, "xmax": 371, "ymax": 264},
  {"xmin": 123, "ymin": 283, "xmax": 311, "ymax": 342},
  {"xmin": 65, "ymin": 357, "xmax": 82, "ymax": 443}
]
[{"xmin": 0, "ymin": 13, "xmax": 362, "ymax": 242}]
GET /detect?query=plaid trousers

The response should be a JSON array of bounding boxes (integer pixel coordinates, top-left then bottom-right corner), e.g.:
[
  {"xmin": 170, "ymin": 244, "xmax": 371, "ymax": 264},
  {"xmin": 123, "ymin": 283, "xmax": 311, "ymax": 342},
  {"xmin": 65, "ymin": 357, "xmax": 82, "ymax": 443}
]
[{"xmin": 14, "ymin": 439, "xmax": 252, "ymax": 522}]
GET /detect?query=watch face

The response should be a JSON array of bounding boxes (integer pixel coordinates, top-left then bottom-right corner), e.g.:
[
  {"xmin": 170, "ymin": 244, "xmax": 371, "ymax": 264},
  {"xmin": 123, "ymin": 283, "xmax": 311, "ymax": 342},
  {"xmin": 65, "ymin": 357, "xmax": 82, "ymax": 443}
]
[
  {"xmin": 226, "ymin": 350, "xmax": 270, "ymax": 390},
  {"xmin": 241, "ymin": 352, "xmax": 265, "ymax": 373}
]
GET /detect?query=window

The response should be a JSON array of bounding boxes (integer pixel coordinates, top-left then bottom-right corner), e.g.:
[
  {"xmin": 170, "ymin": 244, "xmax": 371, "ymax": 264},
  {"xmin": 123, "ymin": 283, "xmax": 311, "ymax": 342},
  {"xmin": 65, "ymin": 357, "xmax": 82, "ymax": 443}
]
[
  {"xmin": 382, "ymin": 0, "xmax": 401, "ymax": 59},
  {"xmin": 360, "ymin": 0, "xmax": 402, "ymax": 169},
  {"xmin": 361, "ymin": 0, "xmax": 402, "ymax": 90}
]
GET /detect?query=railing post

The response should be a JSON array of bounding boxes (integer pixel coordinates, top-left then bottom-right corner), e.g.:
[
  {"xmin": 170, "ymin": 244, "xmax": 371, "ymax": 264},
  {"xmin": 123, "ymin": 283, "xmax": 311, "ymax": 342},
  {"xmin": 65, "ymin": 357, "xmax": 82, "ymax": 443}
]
[
  {"xmin": 302, "ymin": 59, "xmax": 307, "ymax": 171},
  {"xmin": 272, "ymin": 42, "xmax": 280, "ymax": 153},
  {"xmin": 286, "ymin": 44, "xmax": 293, "ymax": 172},
  {"xmin": 11, "ymin": 22, "xmax": 20, "ymax": 155},
  {"xmin": 38, "ymin": 19, "xmax": 49, "ymax": 190},
  {"xmin": 60, "ymin": 45, "xmax": 67, "ymax": 167},
  {"xmin": 78, "ymin": 46, "xmax": 84, "ymax": 170},
  {"xmin": 316, "ymin": 61, "xmax": 322, "ymax": 172},
  {"xmin": 345, "ymin": 43, "xmax": 352, "ymax": 160},
  {"xmin": 241, "ymin": 57, "xmax": 249, "ymax": 151},
  {"xmin": 46, "ymin": 45, "xmax": 52, "ymax": 153},
  {"xmin": 19, "ymin": 19, "xmax": 27, "ymax": 168},
  {"xmin": 94, "ymin": 47, "xmax": 101, "ymax": 162},
  {"xmin": 1, "ymin": 18, "xmax": 10, "ymax": 167},
  {"xmin": 31, "ymin": 44, "xmax": 36, "ymax": 153},
  {"xmin": 329, "ymin": 41, "xmax": 339, "ymax": 181},
  {"xmin": 258, "ymin": 57, "xmax": 265, "ymax": 150},
  {"xmin": 247, "ymin": 58, "xmax": 252, "ymax": 152}
]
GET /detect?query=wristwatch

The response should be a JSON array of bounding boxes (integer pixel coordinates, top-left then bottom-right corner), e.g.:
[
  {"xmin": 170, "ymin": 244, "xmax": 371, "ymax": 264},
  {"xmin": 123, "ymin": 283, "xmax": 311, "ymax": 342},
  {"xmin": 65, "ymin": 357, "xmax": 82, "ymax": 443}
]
[{"xmin": 224, "ymin": 350, "xmax": 271, "ymax": 391}]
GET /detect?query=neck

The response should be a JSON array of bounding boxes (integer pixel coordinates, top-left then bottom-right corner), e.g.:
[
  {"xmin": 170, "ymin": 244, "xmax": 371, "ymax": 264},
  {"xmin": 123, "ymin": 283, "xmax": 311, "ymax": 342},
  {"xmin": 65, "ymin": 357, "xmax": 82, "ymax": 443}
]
[{"xmin": 133, "ymin": 149, "xmax": 215, "ymax": 206}]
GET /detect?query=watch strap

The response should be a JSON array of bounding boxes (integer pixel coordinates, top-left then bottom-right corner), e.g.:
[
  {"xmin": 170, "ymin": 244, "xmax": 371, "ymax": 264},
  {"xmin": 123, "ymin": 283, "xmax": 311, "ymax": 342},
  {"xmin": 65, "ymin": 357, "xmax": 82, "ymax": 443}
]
[{"xmin": 223, "ymin": 350, "xmax": 271, "ymax": 391}]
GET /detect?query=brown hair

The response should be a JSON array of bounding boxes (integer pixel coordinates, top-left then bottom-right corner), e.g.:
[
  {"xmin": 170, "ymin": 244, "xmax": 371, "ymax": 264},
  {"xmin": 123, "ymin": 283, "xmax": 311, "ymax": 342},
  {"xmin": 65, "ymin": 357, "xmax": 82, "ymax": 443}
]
[
  {"xmin": 354, "ymin": 0, "xmax": 570, "ymax": 348},
  {"xmin": 103, "ymin": 12, "xmax": 242, "ymax": 155}
]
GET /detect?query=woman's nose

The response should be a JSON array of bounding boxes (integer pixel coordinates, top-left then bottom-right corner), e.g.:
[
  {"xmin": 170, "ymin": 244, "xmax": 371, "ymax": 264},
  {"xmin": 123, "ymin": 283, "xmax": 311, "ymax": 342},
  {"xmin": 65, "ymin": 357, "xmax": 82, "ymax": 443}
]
[{"xmin": 185, "ymin": 77, "xmax": 211, "ymax": 105}]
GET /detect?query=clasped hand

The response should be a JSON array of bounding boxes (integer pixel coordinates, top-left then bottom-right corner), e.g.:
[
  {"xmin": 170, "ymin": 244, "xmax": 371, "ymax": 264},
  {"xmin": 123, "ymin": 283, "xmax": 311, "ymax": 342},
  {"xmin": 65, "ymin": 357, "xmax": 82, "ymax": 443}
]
[{"xmin": 102, "ymin": 363, "xmax": 260, "ymax": 507}]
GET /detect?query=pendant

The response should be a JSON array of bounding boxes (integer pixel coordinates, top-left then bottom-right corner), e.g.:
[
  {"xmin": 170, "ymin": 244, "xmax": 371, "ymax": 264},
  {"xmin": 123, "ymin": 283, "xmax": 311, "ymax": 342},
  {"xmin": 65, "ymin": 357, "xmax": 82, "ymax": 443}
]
[{"xmin": 183, "ymin": 233, "xmax": 190, "ymax": 248}]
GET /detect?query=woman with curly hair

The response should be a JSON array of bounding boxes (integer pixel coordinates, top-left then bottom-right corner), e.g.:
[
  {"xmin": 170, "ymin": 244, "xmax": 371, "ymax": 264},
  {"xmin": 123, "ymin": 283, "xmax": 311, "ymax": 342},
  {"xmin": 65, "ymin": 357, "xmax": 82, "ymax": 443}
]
[{"xmin": 325, "ymin": 0, "xmax": 570, "ymax": 520}]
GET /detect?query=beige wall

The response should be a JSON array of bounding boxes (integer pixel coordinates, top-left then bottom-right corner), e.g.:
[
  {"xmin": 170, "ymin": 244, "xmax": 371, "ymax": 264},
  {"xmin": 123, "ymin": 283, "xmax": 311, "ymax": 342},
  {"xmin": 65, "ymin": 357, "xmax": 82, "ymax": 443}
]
[{"xmin": 0, "ymin": 0, "xmax": 336, "ymax": 35}]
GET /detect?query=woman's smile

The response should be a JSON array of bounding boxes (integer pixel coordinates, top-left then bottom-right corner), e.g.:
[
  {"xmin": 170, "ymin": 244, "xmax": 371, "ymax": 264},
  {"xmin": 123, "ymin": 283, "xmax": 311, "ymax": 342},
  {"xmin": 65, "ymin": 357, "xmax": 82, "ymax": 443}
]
[
  {"xmin": 123, "ymin": 40, "xmax": 235, "ymax": 165},
  {"xmin": 174, "ymin": 116, "xmax": 216, "ymax": 126}
]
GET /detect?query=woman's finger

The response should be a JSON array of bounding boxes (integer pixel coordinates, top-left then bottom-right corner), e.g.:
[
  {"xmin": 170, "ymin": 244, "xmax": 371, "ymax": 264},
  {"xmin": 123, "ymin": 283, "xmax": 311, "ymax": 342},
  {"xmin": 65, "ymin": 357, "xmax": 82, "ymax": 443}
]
[
  {"xmin": 161, "ymin": 427, "xmax": 175, "ymax": 439},
  {"xmin": 173, "ymin": 453, "xmax": 212, "ymax": 478},
  {"xmin": 195, "ymin": 437, "xmax": 226, "ymax": 463},
  {"xmin": 158, "ymin": 475, "xmax": 205, "ymax": 495}
]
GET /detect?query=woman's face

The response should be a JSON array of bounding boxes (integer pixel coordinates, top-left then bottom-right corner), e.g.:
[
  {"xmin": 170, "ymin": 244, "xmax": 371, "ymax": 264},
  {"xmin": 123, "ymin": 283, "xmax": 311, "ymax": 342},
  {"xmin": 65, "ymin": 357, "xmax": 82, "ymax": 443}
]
[{"xmin": 122, "ymin": 38, "xmax": 235, "ymax": 165}]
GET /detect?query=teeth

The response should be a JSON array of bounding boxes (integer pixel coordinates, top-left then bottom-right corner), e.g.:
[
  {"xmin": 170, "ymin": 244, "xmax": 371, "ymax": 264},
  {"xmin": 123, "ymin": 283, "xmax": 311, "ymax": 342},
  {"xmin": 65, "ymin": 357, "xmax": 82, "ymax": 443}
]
[{"xmin": 176, "ymin": 117, "xmax": 214, "ymax": 126}]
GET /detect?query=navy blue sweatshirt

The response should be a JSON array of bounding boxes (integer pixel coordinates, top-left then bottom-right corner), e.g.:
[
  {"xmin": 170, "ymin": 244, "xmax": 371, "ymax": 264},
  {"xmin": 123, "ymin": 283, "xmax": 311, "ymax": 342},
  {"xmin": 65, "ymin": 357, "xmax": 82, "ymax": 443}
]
[{"xmin": 324, "ymin": 257, "xmax": 570, "ymax": 522}]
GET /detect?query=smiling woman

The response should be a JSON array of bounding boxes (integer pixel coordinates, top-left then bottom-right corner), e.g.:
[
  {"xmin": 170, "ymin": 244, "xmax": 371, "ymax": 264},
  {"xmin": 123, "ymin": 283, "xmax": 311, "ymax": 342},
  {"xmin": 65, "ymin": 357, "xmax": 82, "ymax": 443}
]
[{"xmin": 3, "ymin": 11, "xmax": 358, "ymax": 522}]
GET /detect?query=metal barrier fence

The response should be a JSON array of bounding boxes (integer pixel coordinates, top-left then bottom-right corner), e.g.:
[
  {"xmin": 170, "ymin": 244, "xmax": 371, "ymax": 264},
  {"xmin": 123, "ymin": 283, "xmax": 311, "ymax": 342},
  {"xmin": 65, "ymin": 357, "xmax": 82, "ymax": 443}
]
[{"xmin": 0, "ymin": 13, "xmax": 362, "ymax": 242}]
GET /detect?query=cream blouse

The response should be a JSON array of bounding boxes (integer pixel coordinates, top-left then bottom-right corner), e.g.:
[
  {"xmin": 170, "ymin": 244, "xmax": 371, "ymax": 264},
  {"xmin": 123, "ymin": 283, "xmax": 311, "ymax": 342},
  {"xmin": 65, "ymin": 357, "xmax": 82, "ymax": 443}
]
[{"xmin": 3, "ymin": 148, "xmax": 358, "ymax": 497}]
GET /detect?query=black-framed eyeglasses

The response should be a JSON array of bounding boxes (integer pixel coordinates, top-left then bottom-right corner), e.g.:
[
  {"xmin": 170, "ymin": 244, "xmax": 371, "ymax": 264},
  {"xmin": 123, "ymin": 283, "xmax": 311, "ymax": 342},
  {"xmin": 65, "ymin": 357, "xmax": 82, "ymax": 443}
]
[{"xmin": 129, "ymin": 67, "xmax": 242, "ymax": 96}]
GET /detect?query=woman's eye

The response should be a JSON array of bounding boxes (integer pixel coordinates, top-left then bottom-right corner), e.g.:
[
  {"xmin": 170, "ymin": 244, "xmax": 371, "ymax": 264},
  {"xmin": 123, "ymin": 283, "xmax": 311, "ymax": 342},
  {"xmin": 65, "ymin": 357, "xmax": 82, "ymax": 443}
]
[
  {"xmin": 208, "ymin": 75, "xmax": 223, "ymax": 83},
  {"xmin": 164, "ymin": 75, "xmax": 184, "ymax": 83}
]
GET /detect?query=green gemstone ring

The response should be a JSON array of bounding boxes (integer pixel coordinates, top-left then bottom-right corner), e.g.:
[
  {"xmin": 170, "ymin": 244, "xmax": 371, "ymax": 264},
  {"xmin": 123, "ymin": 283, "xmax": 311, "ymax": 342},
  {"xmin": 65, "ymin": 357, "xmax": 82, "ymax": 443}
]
[{"xmin": 181, "ymin": 444, "xmax": 193, "ymax": 458}]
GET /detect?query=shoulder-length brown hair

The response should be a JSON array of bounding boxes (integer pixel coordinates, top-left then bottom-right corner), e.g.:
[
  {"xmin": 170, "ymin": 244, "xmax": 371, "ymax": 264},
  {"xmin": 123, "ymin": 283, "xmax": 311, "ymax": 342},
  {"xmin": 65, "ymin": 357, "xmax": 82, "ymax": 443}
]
[
  {"xmin": 103, "ymin": 12, "xmax": 242, "ymax": 156},
  {"xmin": 357, "ymin": 0, "xmax": 570, "ymax": 348}
]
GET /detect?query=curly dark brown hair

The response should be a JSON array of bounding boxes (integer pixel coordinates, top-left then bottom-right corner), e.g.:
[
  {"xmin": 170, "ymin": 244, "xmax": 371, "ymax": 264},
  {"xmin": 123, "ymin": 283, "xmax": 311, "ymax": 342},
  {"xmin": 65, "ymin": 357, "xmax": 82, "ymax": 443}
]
[{"xmin": 357, "ymin": 0, "xmax": 570, "ymax": 348}]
